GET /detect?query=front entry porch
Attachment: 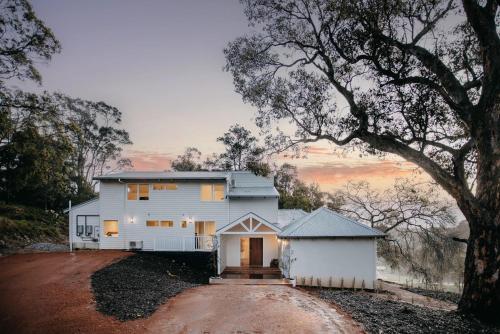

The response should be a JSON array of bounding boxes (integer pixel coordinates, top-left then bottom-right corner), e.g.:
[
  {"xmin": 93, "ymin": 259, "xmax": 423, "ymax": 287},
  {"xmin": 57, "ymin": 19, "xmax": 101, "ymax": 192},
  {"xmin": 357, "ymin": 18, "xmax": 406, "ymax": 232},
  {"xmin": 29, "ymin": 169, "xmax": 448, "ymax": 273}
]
[{"xmin": 216, "ymin": 213, "xmax": 282, "ymax": 277}]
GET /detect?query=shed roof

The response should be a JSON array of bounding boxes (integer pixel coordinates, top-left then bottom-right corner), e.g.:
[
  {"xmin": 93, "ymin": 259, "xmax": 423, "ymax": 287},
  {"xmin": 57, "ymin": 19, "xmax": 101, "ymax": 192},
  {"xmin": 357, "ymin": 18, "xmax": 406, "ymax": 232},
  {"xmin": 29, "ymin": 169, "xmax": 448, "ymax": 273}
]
[
  {"xmin": 277, "ymin": 209, "xmax": 308, "ymax": 229},
  {"xmin": 279, "ymin": 207, "xmax": 385, "ymax": 238}
]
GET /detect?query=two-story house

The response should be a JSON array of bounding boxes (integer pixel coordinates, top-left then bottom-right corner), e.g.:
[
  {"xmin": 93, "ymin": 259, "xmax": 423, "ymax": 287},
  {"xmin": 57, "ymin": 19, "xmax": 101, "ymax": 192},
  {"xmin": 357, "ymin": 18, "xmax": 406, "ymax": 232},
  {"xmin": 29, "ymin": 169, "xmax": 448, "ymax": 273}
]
[{"xmin": 67, "ymin": 171, "xmax": 384, "ymax": 288}]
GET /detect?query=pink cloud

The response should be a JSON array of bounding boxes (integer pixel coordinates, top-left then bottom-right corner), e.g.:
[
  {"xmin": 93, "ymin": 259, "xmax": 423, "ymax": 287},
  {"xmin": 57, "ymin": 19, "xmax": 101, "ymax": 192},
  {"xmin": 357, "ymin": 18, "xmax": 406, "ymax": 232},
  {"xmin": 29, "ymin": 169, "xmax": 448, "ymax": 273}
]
[
  {"xmin": 298, "ymin": 160, "xmax": 429, "ymax": 191},
  {"xmin": 125, "ymin": 150, "xmax": 174, "ymax": 171}
]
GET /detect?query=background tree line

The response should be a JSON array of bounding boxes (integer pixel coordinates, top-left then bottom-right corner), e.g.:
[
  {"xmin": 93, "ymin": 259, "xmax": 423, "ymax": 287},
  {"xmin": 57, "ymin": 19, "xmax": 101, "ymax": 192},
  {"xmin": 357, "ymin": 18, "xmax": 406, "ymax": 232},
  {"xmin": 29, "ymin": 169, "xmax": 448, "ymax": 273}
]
[
  {"xmin": 0, "ymin": 0, "xmax": 131, "ymax": 210},
  {"xmin": 172, "ymin": 123, "xmax": 465, "ymax": 287}
]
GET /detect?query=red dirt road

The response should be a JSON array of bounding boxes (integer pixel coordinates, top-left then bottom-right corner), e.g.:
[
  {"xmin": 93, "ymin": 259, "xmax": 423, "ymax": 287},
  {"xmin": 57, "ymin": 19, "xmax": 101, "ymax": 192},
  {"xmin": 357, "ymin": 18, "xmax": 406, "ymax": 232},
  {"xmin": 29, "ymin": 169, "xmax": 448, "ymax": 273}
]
[
  {"xmin": 0, "ymin": 251, "xmax": 144, "ymax": 334},
  {"xmin": 0, "ymin": 251, "xmax": 361, "ymax": 334}
]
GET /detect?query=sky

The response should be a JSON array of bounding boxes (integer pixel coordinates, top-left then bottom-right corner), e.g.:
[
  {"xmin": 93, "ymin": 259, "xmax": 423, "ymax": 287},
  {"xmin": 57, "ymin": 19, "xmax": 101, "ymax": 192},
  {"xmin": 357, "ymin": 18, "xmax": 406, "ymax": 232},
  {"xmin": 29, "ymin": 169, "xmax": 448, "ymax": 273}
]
[{"xmin": 17, "ymin": 0, "xmax": 430, "ymax": 193}]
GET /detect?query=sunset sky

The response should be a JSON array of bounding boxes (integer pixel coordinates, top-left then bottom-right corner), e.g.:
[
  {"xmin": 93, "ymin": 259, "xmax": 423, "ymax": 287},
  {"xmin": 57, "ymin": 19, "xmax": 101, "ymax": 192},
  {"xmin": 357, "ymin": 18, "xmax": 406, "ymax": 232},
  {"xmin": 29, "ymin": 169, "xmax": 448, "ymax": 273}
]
[{"xmin": 17, "ymin": 0, "xmax": 430, "ymax": 193}]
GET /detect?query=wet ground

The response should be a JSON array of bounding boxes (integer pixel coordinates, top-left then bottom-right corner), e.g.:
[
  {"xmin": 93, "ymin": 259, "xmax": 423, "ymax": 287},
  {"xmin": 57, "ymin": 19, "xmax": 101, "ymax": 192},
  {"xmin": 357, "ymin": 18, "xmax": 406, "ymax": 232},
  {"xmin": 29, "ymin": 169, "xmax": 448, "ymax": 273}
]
[
  {"xmin": 0, "ymin": 251, "xmax": 360, "ymax": 333},
  {"xmin": 146, "ymin": 284, "xmax": 362, "ymax": 333}
]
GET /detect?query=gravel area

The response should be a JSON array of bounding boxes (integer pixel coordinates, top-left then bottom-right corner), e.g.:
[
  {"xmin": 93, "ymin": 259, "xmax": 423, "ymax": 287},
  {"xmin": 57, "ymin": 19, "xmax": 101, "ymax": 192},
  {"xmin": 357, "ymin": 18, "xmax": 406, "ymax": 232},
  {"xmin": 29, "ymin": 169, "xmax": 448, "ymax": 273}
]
[
  {"xmin": 315, "ymin": 289, "xmax": 499, "ymax": 334},
  {"xmin": 403, "ymin": 287, "xmax": 461, "ymax": 304},
  {"xmin": 91, "ymin": 251, "xmax": 214, "ymax": 321},
  {"xmin": 24, "ymin": 242, "xmax": 69, "ymax": 252}
]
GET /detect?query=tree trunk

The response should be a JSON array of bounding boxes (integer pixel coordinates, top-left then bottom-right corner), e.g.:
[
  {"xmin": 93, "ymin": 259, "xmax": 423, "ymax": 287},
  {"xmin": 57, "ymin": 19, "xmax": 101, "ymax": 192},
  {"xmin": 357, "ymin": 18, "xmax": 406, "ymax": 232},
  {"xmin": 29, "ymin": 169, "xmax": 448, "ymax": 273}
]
[
  {"xmin": 458, "ymin": 96, "xmax": 500, "ymax": 322},
  {"xmin": 459, "ymin": 210, "xmax": 500, "ymax": 322}
]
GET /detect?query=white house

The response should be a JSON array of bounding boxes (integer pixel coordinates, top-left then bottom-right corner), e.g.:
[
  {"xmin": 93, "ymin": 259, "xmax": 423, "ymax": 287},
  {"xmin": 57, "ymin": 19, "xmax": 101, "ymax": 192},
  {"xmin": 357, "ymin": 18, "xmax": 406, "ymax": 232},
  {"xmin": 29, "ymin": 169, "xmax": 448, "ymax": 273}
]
[{"xmin": 67, "ymin": 171, "xmax": 384, "ymax": 287}]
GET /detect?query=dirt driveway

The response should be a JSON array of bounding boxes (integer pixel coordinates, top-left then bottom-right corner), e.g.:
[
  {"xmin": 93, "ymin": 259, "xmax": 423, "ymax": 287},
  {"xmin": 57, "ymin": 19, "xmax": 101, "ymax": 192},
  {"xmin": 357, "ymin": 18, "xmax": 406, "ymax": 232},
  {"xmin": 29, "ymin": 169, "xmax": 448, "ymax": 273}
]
[
  {"xmin": 0, "ymin": 251, "xmax": 361, "ymax": 334},
  {"xmin": 146, "ymin": 284, "xmax": 361, "ymax": 333}
]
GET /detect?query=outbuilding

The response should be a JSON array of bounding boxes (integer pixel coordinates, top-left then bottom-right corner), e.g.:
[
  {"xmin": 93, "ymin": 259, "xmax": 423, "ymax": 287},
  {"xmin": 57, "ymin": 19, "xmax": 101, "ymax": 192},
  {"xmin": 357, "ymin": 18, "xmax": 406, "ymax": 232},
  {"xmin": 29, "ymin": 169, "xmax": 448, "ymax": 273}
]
[{"xmin": 278, "ymin": 207, "xmax": 385, "ymax": 289}]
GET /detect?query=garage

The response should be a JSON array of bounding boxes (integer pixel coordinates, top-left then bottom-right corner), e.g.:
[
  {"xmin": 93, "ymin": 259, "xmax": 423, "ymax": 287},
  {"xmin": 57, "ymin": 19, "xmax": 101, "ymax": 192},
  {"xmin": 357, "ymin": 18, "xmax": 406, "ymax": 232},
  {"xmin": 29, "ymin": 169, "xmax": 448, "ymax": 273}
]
[{"xmin": 278, "ymin": 207, "xmax": 385, "ymax": 289}]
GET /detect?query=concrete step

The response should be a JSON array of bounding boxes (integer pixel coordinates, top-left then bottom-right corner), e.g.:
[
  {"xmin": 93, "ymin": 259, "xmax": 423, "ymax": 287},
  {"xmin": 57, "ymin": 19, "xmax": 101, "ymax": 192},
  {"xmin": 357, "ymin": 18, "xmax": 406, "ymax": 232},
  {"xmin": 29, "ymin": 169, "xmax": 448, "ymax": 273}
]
[{"xmin": 209, "ymin": 277, "xmax": 292, "ymax": 285}]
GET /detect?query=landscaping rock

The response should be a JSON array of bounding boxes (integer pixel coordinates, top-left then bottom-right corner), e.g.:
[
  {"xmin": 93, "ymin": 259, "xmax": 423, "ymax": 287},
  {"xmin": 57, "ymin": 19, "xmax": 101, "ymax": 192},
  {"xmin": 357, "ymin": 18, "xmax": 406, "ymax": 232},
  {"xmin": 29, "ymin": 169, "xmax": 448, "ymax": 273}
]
[
  {"xmin": 403, "ymin": 287, "xmax": 461, "ymax": 304},
  {"xmin": 316, "ymin": 289, "xmax": 499, "ymax": 334},
  {"xmin": 91, "ymin": 252, "xmax": 214, "ymax": 321}
]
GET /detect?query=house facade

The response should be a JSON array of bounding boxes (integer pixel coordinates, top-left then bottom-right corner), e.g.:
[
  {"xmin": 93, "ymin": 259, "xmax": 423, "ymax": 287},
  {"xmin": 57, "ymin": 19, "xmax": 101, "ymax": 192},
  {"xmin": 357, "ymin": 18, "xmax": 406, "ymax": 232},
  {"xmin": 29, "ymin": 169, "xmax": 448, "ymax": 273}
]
[{"xmin": 67, "ymin": 171, "xmax": 384, "ymax": 286}]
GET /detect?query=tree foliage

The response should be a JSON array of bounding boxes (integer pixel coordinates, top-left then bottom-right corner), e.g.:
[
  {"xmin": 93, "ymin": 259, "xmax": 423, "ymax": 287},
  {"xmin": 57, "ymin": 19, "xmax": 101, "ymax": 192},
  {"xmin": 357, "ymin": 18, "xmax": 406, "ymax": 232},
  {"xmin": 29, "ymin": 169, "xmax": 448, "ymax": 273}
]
[
  {"xmin": 0, "ymin": 0, "xmax": 61, "ymax": 83},
  {"xmin": 171, "ymin": 147, "xmax": 204, "ymax": 171},
  {"xmin": 0, "ymin": 0, "xmax": 131, "ymax": 209},
  {"xmin": 225, "ymin": 0, "xmax": 500, "ymax": 319},
  {"xmin": 335, "ymin": 179, "xmax": 463, "ymax": 283}
]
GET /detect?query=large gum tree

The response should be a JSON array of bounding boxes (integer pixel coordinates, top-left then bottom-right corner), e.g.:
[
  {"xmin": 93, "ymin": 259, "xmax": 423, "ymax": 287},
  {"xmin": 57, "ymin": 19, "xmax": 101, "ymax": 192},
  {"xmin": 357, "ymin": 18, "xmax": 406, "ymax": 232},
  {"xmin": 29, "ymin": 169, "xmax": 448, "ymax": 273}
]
[{"xmin": 225, "ymin": 0, "xmax": 500, "ymax": 320}]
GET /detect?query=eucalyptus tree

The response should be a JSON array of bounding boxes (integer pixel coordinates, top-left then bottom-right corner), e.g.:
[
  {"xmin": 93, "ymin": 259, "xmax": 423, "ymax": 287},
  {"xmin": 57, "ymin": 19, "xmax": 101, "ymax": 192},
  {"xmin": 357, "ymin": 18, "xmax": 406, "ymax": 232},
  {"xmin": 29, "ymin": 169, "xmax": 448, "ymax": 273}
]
[
  {"xmin": 225, "ymin": 0, "xmax": 500, "ymax": 319},
  {"xmin": 0, "ymin": 0, "xmax": 60, "ymax": 83}
]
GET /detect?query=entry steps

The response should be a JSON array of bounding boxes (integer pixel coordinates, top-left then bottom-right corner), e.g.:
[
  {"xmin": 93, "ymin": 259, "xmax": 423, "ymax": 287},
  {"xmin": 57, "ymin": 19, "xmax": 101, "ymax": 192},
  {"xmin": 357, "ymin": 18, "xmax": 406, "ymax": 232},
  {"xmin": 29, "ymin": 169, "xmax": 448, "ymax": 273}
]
[{"xmin": 209, "ymin": 277, "xmax": 292, "ymax": 285}]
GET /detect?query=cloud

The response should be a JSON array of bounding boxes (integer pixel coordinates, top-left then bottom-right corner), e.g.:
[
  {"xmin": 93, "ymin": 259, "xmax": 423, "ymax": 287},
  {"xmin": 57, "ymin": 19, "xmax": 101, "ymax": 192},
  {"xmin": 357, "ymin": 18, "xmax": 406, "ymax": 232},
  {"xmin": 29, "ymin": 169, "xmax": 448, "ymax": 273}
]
[
  {"xmin": 298, "ymin": 160, "xmax": 428, "ymax": 191},
  {"xmin": 124, "ymin": 150, "xmax": 174, "ymax": 171}
]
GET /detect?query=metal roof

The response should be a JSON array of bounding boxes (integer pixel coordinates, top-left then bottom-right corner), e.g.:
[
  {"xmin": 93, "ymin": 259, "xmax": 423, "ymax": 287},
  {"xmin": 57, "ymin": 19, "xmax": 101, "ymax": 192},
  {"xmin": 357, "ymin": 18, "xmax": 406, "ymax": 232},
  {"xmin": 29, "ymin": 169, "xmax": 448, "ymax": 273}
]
[
  {"xmin": 63, "ymin": 197, "xmax": 99, "ymax": 213},
  {"xmin": 277, "ymin": 209, "xmax": 308, "ymax": 229},
  {"xmin": 227, "ymin": 187, "xmax": 279, "ymax": 198},
  {"xmin": 94, "ymin": 171, "xmax": 229, "ymax": 181},
  {"xmin": 279, "ymin": 207, "xmax": 385, "ymax": 238}
]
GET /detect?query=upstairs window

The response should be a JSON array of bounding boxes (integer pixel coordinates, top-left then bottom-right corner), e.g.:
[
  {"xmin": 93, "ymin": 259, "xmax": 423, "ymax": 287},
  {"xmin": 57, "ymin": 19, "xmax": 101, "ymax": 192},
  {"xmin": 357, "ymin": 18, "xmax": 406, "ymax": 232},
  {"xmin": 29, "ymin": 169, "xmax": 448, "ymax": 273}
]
[
  {"xmin": 127, "ymin": 184, "xmax": 138, "ymax": 200},
  {"xmin": 153, "ymin": 183, "xmax": 177, "ymax": 190},
  {"xmin": 200, "ymin": 184, "xmax": 225, "ymax": 201},
  {"xmin": 127, "ymin": 184, "xmax": 149, "ymax": 200}
]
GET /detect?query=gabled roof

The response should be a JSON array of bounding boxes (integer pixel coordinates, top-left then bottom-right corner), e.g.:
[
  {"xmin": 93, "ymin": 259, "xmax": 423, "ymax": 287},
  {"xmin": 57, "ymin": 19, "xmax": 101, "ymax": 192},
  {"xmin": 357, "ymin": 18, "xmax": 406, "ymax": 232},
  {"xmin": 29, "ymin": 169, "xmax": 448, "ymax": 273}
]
[
  {"xmin": 277, "ymin": 209, "xmax": 308, "ymax": 229},
  {"xmin": 217, "ymin": 212, "xmax": 281, "ymax": 234},
  {"xmin": 94, "ymin": 171, "xmax": 229, "ymax": 181},
  {"xmin": 279, "ymin": 207, "xmax": 385, "ymax": 239}
]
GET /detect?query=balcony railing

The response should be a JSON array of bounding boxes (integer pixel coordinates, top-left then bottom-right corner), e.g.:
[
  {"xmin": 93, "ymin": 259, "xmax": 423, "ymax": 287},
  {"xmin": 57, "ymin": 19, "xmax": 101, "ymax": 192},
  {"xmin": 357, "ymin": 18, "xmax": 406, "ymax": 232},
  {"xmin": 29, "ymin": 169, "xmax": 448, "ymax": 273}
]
[{"xmin": 154, "ymin": 235, "xmax": 215, "ymax": 252}]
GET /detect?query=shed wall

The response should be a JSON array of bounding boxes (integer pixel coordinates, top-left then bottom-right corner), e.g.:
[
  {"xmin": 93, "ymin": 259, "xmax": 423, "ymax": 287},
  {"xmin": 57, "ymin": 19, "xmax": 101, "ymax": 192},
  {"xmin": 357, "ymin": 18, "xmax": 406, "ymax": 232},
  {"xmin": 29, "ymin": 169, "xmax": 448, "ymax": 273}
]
[{"xmin": 287, "ymin": 238, "xmax": 377, "ymax": 289}]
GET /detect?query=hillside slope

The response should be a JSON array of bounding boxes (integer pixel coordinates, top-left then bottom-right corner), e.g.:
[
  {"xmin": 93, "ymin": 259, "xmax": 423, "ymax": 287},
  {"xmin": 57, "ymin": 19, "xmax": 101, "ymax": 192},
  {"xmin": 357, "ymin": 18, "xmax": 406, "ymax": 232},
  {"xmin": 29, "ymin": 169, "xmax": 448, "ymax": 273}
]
[{"xmin": 0, "ymin": 204, "xmax": 68, "ymax": 254}]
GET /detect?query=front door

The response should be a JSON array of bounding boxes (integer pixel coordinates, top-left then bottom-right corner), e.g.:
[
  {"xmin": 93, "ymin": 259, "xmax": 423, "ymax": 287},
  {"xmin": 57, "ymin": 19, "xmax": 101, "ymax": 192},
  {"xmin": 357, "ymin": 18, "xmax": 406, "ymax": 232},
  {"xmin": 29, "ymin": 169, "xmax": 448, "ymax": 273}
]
[{"xmin": 249, "ymin": 238, "xmax": 263, "ymax": 266}]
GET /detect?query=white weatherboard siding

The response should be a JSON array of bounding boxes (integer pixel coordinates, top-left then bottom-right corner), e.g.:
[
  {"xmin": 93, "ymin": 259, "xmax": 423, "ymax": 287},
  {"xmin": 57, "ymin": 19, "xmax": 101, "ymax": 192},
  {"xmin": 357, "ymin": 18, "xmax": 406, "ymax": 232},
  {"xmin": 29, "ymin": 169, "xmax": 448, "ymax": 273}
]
[
  {"xmin": 99, "ymin": 182, "xmax": 126, "ymax": 249},
  {"xmin": 102, "ymin": 181, "xmax": 228, "ymax": 250},
  {"xmin": 223, "ymin": 234, "xmax": 279, "ymax": 267},
  {"xmin": 69, "ymin": 199, "xmax": 99, "ymax": 249},
  {"xmin": 288, "ymin": 238, "xmax": 377, "ymax": 289},
  {"xmin": 228, "ymin": 198, "xmax": 278, "ymax": 227}
]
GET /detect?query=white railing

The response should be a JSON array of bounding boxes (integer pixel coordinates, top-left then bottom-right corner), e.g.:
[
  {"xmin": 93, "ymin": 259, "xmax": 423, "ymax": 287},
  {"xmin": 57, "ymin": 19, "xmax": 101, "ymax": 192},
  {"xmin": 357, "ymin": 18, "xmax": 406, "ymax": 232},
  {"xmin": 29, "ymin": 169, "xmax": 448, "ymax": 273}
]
[{"xmin": 154, "ymin": 235, "xmax": 215, "ymax": 252}]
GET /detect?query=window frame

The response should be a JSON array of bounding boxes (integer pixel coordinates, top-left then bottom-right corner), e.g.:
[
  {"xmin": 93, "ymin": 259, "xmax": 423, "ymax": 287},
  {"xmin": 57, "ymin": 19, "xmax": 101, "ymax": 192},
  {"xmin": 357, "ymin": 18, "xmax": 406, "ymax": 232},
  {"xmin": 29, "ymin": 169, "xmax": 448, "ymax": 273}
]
[
  {"xmin": 200, "ymin": 183, "xmax": 225, "ymax": 202},
  {"xmin": 103, "ymin": 220, "xmax": 119, "ymax": 237},
  {"xmin": 127, "ymin": 183, "xmax": 150, "ymax": 201},
  {"xmin": 153, "ymin": 183, "xmax": 177, "ymax": 191},
  {"xmin": 160, "ymin": 220, "xmax": 174, "ymax": 228}
]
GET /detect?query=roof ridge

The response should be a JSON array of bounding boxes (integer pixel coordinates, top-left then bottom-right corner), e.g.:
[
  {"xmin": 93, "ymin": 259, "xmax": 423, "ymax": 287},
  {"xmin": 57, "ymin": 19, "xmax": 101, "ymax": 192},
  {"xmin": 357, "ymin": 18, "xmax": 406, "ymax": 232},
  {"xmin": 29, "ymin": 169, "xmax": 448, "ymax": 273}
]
[
  {"xmin": 281, "ymin": 207, "xmax": 322, "ymax": 236},
  {"xmin": 322, "ymin": 206, "xmax": 384, "ymax": 235}
]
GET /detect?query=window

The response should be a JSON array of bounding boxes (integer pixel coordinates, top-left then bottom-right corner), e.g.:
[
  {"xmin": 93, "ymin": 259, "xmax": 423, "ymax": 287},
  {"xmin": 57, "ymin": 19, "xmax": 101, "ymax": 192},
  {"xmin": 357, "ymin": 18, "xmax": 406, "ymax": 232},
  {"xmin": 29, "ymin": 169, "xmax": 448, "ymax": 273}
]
[
  {"xmin": 153, "ymin": 183, "xmax": 177, "ymax": 190},
  {"xmin": 139, "ymin": 184, "xmax": 149, "ymax": 200},
  {"xmin": 181, "ymin": 220, "xmax": 188, "ymax": 228},
  {"xmin": 214, "ymin": 184, "xmax": 225, "ymax": 201},
  {"xmin": 200, "ymin": 184, "xmax": 225, "ymax": 201},
  {"xmin": 147, "ymin": 220, "xmax": 173, "ymax": 228},
  {"xmin": 195, "ymin": 221, "xmax": 216, "ymax": 235},
  {"xmin": 160, "ymin": 220, "xmax": 173, "ymax": 228},
  {"xmin": 146, "ymin": 220, "xmax": 159, "ymax": 227},
  {"xmin": 103, "ymin": 220, "xmax": 119, "ymax": 237},
  {"xmin": 127, "ymin": 184, "xmax": 138, "ymax": 200},
  {"xmin": 127, "ymin": 184, "xmax": 150, "ymax": 200}
]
